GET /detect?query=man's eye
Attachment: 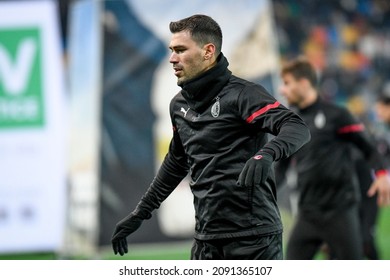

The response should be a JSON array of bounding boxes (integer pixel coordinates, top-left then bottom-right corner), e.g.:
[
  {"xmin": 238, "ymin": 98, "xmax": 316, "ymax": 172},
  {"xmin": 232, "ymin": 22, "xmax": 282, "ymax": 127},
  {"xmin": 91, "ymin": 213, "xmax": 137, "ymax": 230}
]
[{"xmin": 169, "ymin": 48, "xmax": 185, "ymax": 54}]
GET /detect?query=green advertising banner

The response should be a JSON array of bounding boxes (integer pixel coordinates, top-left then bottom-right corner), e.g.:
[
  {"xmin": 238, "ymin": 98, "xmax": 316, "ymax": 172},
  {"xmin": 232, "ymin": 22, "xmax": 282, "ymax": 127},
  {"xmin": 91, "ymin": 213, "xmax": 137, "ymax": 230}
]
[
  {"xmin": 0, "ymin": 28, "xmax": 44, "ymax": 128},
  {"xmin": 0, "ymin": 0, "xmax": 66, "ymax": 254}
]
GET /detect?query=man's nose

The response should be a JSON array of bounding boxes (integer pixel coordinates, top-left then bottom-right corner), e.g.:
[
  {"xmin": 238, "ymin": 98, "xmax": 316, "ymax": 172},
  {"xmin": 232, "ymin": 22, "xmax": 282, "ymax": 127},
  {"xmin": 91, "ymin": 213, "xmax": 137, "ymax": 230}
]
[{"xmin": 169, "ymin": 52, "xmax": 178, "ymax": 63}]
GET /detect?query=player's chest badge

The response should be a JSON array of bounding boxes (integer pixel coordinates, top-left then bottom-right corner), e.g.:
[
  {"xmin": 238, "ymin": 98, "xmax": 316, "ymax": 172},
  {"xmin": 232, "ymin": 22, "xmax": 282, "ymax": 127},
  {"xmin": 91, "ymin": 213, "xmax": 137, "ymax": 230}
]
[
  {"xmin": 211, "ymin": 97, "xmax": 220, "ymax": 118},
  {"xmin": 314, "ymin": 111, "xmax": 326, "ymax": 129}
]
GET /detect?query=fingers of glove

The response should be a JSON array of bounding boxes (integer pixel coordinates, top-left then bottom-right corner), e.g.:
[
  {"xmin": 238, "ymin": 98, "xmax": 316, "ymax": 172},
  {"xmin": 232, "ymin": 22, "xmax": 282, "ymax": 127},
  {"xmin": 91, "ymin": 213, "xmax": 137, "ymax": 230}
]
[
  {"xmin": 112, "ymin": 240, "xmax": 119, "ymax": 255},
  {"xmin": 257, "ymin": 163, "xmax": 271, "ymax": 186},
  {"xmin": 112, "ymin": 233, "xmax": 124, "ymax": 255},
  {"xmin": 118, "ymin": 238, "xmax": 128, "ymax": 256},
  {"xmin": 244, "ymin": 163, "xmax": 256, "ymax": 187},
  {"xmin": 238, "ymin": 165, "xmax": 248, "ymax": 186},
  {"xmin": 112, "ymin": 235, "xmax": 128, "ymax": 256},
  {"xmin": 118, "ymin": 242, "xmax": 125, "ymax": 256},
  {"xmin": 253, "ymin": 163, "xmax": 264, "ymax": 186}
]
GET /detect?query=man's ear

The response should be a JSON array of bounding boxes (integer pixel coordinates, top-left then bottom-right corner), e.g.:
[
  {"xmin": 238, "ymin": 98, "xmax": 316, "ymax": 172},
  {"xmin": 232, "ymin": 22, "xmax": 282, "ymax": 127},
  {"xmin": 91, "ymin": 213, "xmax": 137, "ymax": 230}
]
[
  {"xmin": 300, "ymin": 77, "xmax": 312, "ymax": 89},
  {"xmin": 203, "ymin": 43, "xmax": 216, "ymax": 60}
]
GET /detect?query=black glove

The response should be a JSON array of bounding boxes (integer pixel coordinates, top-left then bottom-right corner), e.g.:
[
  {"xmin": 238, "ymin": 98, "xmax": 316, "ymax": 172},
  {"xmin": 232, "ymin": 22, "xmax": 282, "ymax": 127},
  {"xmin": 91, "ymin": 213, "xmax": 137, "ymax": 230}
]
[
  {"xmin": 238, "ymin": 152, "xmax": 273, "ymax": 187},
  {"xmin": 111, "ymin": 207, "xmax": 151, "ymax": 256}
]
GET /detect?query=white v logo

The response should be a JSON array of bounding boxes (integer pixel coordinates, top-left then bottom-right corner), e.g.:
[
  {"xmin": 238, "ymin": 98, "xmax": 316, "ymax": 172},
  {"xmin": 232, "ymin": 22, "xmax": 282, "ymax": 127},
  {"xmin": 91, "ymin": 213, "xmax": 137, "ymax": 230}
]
[{"xmin": 0, "ymin": 37, "xmax": 37, "ymax": 95}]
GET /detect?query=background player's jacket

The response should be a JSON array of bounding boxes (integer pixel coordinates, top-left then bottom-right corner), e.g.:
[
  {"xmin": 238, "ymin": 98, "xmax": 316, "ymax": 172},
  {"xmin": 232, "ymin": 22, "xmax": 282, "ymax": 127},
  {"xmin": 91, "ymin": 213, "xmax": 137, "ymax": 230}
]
[
  {"xmin": 138, "ymin": 54, "xmax": 310, "ymax": 240},
  {"xmin": 280, "ymin": 97, "xmax": 386, "ymax": 214}
]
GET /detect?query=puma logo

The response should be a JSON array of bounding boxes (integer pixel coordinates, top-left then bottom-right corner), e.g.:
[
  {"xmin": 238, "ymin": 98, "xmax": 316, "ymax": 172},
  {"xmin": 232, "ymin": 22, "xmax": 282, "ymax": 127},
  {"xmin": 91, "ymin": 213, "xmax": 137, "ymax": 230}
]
[{"xmin": 181, "ymin": 107, "xmax": 190, "ymax": 117}]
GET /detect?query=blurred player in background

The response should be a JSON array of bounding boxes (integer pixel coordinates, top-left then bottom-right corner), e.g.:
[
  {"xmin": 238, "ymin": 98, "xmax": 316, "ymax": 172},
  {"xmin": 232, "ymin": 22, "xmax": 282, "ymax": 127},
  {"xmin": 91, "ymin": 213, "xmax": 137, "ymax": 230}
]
[
  {"xmin": 344, "ymin": 84, "xmax": 390, "ymax": 259},
  {"xmin": 278, "ymin": 57, "xmax": 390, "ymax": 260},
  {"xmin": 111, "ymin": 14, "xmax": 311, "ymax": 260}
]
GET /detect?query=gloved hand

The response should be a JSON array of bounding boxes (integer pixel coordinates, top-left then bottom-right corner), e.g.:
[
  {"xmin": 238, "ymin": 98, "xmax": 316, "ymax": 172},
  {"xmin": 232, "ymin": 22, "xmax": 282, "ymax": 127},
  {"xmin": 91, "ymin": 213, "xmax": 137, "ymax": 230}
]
[
  {"xmin": 111, "ymin": 208, "xmax": 151, "ymax": 256},
  {"xmin": 238, "ymin": 152, "xmax": 273, "ymax": 187}
]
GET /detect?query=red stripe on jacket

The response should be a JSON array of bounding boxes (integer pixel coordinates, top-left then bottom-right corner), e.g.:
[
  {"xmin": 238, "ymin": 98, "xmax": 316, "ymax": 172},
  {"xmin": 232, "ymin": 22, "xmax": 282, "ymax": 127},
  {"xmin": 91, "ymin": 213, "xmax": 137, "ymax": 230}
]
[
  {"xmin": 246, "ymin": 101, "xmax": 280, "ymax": 123},
  {"xmin": 337, "ymin": 123, "xmax": 365, "ymax": 134}
]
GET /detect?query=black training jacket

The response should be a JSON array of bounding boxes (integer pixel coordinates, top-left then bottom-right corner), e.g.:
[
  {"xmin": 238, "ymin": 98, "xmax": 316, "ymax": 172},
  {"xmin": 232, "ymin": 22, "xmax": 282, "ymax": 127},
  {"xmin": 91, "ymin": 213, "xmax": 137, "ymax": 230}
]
[
  {"xmin": 278, "ymin": 97, "xmax": 386, "ymax": 214},
  {"xmin": 139, "ymin": 54, "xmax": 310, "ymax": 240}
]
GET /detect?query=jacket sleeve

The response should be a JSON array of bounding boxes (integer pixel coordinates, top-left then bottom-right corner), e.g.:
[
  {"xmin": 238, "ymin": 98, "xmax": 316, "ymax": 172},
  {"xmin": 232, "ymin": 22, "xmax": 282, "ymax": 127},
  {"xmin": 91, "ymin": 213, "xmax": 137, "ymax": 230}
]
[
  {"xmin": 238, "ymin": 84, "xmax": 311, "ymax": 161},
  {"xmin": 336, "ymin": 107, "xmax": 387, "ymax": 174}
]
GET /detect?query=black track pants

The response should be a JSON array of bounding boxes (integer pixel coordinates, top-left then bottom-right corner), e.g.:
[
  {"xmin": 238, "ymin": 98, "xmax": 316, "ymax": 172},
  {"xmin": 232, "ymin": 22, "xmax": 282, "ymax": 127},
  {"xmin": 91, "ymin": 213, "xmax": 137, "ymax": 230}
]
[
  {"xmin": 191, "ymin": 233, "xmax": 283, "ymax": 260},
  {"xmin": 286, "ymin": 204, "xmax": 363, "ymax": 260}
]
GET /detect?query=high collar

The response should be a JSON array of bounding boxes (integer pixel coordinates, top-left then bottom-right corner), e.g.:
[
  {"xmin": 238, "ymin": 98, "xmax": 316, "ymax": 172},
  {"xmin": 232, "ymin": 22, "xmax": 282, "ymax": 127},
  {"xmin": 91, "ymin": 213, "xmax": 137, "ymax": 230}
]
[
  {"xmin": 179, "ymin": 53, "xmax": 231, "ymax": 112},
  {"xmin": 299, "ymin": 96, "xmax": 322, "ymax": 113}
]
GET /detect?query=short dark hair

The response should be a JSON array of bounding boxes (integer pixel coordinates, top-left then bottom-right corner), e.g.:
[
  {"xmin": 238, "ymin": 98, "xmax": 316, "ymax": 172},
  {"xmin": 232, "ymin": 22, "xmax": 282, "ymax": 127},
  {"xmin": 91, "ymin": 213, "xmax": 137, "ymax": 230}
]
[
  {"xmin": 169, "ymin": 14, "xmax": 222, "ymax": 55},
  {"xmin": 281, "ymin": 57, "xmax": 318, "ymax": 87}
]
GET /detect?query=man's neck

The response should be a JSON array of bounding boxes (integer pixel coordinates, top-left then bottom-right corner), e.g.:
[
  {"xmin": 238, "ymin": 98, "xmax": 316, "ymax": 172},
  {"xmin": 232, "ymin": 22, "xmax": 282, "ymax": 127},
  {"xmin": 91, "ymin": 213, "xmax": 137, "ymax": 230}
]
[{"xmin": 299, "ymin": 89, "xmax": 318, "ymax": 109}]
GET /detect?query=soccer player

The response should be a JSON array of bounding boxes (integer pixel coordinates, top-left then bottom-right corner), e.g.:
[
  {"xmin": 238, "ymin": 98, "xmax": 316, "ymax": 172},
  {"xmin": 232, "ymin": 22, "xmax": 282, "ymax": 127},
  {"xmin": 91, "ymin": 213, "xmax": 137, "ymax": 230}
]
[
  {"xmin": 111, "ymin": 14, "xmax": 311, "ymax": 260},
  {"xmin": 278, "ymin": 57, "xmax": 390, "ymax": 259}
]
